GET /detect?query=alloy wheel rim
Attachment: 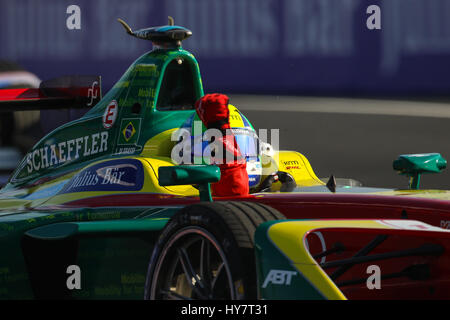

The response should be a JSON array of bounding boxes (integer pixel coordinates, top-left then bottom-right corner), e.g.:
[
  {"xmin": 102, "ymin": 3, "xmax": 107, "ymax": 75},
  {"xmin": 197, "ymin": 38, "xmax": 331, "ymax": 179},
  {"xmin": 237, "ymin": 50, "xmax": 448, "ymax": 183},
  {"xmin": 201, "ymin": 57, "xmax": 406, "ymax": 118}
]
[{"xmin": 150, "ymin": 226, "xmax": 236, "ymax": 300}]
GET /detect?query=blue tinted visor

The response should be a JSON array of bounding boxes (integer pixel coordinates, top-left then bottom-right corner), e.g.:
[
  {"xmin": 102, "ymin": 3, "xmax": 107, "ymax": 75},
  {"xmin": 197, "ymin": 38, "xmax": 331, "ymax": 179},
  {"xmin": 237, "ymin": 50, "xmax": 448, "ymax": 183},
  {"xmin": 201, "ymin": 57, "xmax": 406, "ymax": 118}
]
[
  {"xmin": 233, "ymin": 128, "xmax": 259, "ymax": 158},
  {"xmin": 191, "ymin": 128, "xmax": 259, "ymax": 159}
]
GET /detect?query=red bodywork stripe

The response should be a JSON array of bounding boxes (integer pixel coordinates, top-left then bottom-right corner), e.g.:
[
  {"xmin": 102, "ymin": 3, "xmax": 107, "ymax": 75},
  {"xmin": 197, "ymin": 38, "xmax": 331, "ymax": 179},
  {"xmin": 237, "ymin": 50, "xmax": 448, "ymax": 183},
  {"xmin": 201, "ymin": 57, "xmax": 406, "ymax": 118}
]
[
  {"xmin": 59, "ymin": 192, "xmax": 450, "ymax": 210},
  {"xmin": 0, "ymin": 88, "xmax": 44, "ymax": 100},
  {"xmin": 56, "ymin": 193, "xmax": 255, "ymax": 208},
  {"xmin": 0, "ymin": 87, "xmax": 91, "ymax": 100},
  {"xmin": 62, "ymin": 193, "xmax": 201, "ymax": 208},
  {"xmin": 0, "ymin": 87, "xmax": 92, "ymax": 112},
  {"xmin": 40, "ymin": 192, "xmax": 450, "ymax": 231}
]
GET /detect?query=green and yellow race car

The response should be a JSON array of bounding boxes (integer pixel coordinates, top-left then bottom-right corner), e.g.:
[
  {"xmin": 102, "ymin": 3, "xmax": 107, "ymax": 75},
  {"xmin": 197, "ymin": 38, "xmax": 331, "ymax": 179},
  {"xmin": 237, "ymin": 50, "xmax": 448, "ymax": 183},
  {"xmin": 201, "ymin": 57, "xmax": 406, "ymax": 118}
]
[{"xmin": 1, "ymin": 18, "xmax": 450, "ymax": 300}]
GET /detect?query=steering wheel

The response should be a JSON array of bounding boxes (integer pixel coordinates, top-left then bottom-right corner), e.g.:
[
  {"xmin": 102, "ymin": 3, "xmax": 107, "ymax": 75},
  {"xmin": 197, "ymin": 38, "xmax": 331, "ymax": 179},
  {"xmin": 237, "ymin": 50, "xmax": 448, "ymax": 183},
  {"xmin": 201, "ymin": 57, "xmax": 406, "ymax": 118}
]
[{"xmin": 256, "ymin": 171, "xmax": 297, "ymax": 193}]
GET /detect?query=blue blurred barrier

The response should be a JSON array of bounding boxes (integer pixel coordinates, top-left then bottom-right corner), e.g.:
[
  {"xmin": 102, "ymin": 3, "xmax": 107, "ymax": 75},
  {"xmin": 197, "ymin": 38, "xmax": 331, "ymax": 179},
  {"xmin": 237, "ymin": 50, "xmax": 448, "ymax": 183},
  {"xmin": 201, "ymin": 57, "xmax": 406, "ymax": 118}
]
[{"xmin": 1, "ymin": 0, "xmax": 450, "ymax": 96}]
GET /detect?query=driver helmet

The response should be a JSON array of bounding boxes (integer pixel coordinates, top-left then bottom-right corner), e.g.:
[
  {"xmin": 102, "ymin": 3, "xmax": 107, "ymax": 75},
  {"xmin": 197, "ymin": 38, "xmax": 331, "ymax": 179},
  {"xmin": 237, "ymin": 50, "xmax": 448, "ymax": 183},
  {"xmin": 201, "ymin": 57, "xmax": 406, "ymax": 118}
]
[{"xmin": 180, "ymin": 104, "xmax": 263, "ymax": 189}]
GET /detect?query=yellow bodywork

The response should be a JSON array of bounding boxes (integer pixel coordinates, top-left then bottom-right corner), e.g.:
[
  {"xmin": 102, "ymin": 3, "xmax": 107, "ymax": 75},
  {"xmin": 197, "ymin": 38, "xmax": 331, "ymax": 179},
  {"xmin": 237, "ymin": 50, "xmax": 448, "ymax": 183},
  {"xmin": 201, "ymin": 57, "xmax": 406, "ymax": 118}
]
[
  {"xmin": 262, "ymin": 150, "xmax": 325, "ymax": 191},
  {"xmin": 139, "ymin": 106, "xmax": 325, "ymax": 192},
  {"xmin": 140, "ymin": 128, "xmax": 198, "ymax": 196},
  {"xmin": 267, "ymin": 219, "xmax": 450, "ymax": 299},
  {"xmin": 0, "ymin": 125, "xmax": 329, "ymax": 208},
  {"xmin": 141, "ymin": 128, "xmax": 178, "ymax": 159},
  {"xmin": 267, "ymin": 220, "xmax": 398, "ymax": 300},
  {"xmin": 138, "ymin": 120, "xmax": 325, "ymax": 193}
]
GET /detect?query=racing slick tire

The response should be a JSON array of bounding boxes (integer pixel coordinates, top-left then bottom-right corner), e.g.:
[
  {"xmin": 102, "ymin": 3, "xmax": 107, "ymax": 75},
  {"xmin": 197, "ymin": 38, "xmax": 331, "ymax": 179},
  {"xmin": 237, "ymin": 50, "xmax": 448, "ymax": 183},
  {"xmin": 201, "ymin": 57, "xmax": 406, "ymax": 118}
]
[{"xmin": 145, "ymin": 201, "xmax": 285, "ymax": 300}]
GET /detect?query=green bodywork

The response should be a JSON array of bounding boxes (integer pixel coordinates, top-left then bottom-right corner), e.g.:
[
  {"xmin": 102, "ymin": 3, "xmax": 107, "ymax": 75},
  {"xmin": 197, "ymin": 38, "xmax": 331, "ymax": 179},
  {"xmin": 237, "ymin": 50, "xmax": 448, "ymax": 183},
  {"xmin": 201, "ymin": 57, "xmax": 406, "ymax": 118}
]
[
  {"xmin": 6, "ymin": 47, "xmax": 203, "ymax": 189},
  {"xmin": 393, "ymin": 153, "xmax": 447, "ymax": 189},
  {"xmin": 158, "ymin": 165, "xmax": 221, "ymax": 201},
  {"xmin": 1, "ymin": 21, "xmax": 449, "ymax": 300},
  {"xmin": 0, "ymin": 206, "xmax": 180, "ymax": 299},
  {"xmin": 254, "ymin": 221, "xmax": 327, "ymax": 300},
  {"xmin": 0, "ymin": 40, "xmax": 206, "ymax": 299}
]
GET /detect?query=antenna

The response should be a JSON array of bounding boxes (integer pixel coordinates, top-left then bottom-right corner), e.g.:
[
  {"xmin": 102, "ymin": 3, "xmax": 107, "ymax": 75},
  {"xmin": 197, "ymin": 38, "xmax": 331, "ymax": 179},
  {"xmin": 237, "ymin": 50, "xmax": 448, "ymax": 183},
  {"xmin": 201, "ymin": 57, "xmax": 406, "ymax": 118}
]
[
  {"xmin": 116, "ymin": 17, "xmax": 192, "ymax": 47},
  {"xmin": 117, "ymin": 18, "xmax": 133, "ymax": 35}
]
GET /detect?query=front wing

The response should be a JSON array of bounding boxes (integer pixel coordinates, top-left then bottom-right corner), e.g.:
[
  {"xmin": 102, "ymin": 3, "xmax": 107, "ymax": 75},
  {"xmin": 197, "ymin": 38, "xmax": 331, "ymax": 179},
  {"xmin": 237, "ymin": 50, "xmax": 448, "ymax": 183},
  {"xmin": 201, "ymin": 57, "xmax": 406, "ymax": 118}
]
[{"xmin": 255, "ymin": 219, "xmax": 450, "ymax": 300}]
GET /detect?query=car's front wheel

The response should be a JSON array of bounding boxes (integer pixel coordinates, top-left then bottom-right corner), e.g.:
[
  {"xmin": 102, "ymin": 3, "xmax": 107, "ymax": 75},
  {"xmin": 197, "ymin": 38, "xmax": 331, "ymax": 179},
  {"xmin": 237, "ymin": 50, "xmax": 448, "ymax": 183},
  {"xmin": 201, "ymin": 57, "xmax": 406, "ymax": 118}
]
[{"xmin": 145, "ymin": 201, "xmax": 285, "ymax": 300}]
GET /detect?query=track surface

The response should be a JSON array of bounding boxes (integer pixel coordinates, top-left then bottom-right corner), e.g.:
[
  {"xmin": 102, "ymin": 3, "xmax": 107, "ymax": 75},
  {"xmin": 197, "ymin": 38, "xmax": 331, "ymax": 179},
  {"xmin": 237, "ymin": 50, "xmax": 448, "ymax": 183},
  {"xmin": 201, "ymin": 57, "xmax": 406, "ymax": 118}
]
[{"xmin": 230, "ymin": 95, "xmax": 450, "ymax": 189}]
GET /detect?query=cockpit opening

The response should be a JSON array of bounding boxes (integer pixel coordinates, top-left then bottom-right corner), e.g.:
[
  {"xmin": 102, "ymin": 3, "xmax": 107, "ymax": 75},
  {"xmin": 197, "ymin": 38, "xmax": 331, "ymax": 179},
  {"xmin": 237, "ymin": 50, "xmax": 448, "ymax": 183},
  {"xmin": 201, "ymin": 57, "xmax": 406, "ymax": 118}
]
[{"xmin": 156, "ymin": 59, "xmax": 197, "ymax": 111}]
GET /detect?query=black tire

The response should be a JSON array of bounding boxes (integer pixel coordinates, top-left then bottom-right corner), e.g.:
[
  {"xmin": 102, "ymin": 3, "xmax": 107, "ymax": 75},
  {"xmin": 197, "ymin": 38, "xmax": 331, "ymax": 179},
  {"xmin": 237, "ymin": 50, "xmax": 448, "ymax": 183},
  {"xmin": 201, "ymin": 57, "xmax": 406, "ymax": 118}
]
[{"xmin": 145, "ymin": 201, "xmax": 285, "ymax": 300}]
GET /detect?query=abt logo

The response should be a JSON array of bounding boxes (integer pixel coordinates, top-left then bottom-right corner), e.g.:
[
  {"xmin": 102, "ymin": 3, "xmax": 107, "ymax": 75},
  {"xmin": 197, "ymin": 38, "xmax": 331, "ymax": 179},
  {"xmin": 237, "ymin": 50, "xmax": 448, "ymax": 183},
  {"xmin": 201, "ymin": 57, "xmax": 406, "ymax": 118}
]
[{"xmin": 262, "ymin": 269, "xmax": 297, "ymax": 288}]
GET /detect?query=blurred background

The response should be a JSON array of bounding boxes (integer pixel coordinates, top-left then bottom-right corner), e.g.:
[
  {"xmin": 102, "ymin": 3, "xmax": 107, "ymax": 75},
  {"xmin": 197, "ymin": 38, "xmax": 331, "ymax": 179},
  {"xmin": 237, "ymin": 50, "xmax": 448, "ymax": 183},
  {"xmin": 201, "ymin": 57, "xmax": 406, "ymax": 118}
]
[{"xmin": 0, "ymin": 0, "xmax": 449, "ymax": 189}]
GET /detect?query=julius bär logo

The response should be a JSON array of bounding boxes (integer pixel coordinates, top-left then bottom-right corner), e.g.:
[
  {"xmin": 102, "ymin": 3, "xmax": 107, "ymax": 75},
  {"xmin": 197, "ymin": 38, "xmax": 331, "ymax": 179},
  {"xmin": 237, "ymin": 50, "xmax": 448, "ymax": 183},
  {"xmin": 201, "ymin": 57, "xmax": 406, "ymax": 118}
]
[{"xmin": 103, "ymin": 100, "xmax": 118, "ymax": 129}]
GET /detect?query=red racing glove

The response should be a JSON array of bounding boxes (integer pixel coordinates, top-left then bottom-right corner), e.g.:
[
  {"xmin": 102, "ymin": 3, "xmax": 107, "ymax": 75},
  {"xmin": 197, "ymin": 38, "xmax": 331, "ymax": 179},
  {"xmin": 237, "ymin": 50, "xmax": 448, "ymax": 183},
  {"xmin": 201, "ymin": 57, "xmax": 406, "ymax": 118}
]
[{"xmin": 195, "ymin": 94, "xmax": 249, "ymax": 197}]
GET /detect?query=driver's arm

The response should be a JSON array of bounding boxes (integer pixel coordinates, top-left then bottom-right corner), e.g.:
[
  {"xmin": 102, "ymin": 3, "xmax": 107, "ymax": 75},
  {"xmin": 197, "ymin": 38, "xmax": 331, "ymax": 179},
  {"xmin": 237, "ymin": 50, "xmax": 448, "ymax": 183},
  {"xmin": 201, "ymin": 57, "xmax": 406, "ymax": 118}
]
[{"xmin": 195, "ymin": 94, "xmax": 249, "ymax": 197}]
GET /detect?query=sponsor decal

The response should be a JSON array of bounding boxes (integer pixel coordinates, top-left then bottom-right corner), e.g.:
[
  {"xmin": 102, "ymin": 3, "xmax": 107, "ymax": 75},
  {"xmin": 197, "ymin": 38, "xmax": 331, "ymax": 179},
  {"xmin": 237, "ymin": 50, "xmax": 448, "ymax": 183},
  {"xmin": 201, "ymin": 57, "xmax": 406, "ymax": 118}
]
[
  {"xmin": 283, "ymin": 160, "xmax": 301, "ymax": 170},
  {"xmin": 25, "ymin": 131, "xmax": 109, "ymax": 174},
  {"xmin": 60, "ymin": 159, "xmax": 144, "ymax": 194},
  {"xmin": 304, "ymin": 231, "xmax": 327, "ymax": 264},
  {"xmin": 87, "ymin": 81, "xmax": 100, "ymax": 107},
  {"xmin": 262, "ymin": 269, "xmax": 297, "ymax": 288},
  {"xmin": 118, "ymin": 118, "xmax": 141, "ymax": 145},
  {"xmin": 122, "ymin": 122, "xmax": 136, "ymax": 142},
  {"xmin": 103, "ymin": 100, "xmax": 118, "ymax": 129},
  {"xmin": 114, "ymin": 147, "xmax": 140, "ymax": 155},
  {"xmin": 441, "ymin": 220, "xmax": 450, "ymax": 229},
  {"xmin": 138, "ymin": 87, "xmax": 156, "ymax": 98},
  {"xmin": 378, "ymin": 220, "xmax": 450, "ymax": 232},
  {"xmin": 247, "ymin": 160, "xmax": 262, "ymax": 187}
]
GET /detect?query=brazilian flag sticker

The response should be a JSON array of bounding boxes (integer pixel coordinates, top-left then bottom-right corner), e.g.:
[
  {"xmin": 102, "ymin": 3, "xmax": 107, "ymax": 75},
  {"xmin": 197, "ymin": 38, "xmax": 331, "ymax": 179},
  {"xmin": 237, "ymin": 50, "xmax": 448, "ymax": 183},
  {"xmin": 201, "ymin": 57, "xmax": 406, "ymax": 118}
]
[{"xmin": 118, "ymin": 118, "xmax": 141, "ymax": 145}]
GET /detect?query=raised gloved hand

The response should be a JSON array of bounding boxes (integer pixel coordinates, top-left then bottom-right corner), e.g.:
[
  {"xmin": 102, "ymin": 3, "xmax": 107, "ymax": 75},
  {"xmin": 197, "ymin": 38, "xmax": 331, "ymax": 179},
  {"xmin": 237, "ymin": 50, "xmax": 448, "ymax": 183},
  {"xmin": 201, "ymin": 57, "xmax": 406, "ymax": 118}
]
[
  {"xmin": 195, "ymin": 93, "xmax": 231, "ymax": 132},
  {"xmin": 195, "ymin": 94, "xmax": 249, "ymax": 197}
]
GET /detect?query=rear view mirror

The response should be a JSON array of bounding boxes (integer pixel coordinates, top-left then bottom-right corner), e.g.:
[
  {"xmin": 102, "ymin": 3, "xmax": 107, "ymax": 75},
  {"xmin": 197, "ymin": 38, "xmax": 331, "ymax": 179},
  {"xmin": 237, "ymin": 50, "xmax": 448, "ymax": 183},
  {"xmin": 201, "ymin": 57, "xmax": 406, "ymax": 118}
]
[
  {"xmin": 158, "ymin": 165, "xmax": 220, "ymax": 201},
  {"xmin": 393, "ymin": 153, "xmax": 447, "ymax": 189}
]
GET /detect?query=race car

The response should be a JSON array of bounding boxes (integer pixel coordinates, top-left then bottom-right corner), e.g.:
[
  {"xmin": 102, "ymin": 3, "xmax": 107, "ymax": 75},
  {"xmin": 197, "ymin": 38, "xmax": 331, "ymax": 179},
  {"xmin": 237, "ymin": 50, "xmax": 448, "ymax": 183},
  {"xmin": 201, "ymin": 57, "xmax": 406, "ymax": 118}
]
[
  {"xmin": 0, "ymin": 60, "xmax": 42, "ymax": 187},
  {"xmin": 1, "ymin": 18, "xmax": 450, "ymax": 300}
]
